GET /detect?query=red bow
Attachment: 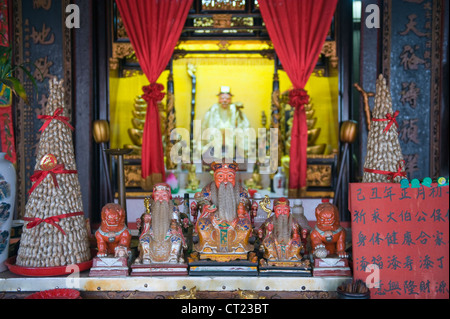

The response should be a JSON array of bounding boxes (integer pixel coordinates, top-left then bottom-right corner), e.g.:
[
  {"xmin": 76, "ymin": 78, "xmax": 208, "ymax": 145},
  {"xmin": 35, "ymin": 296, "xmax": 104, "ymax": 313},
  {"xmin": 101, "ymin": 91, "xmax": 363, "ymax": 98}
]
[
  {"xmin": 24, "ymin": 212, "xmax": 84, "ymax": 235},
  {"xmin": 142, "ymin": 83, "xmax": 165, "ymax": 104},
  {"xmin": 289, "ymin": 88, "xmax": 309, "ymax": 110},
  {"xmin": 372, "ymin": 110, "xmax": 400, "ymax": 133},
  {"xmin": 364, "ymin": 160, "xmax": 407, "ymax": 181},
  {"xmin": 28, "ymin": 164, "xmax": 78, "ymax": 195},
  {"xmin": 38, "ymin": 108, "xmax": 75, "ymax": 133},
  {"xmin": 388, "ymin": 160, "xmax": 407, "ymax": 181}
]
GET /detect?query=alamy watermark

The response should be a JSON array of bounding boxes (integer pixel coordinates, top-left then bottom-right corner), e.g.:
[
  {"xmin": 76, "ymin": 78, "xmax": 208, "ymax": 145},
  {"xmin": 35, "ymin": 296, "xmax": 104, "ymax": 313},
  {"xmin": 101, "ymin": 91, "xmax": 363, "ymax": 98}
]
[
  {"xmin": 365, "ymin": 4, "xmax": 380, "ymax": 29},
  {"xmin": 170, "ymin": 121, "xmax": 279, "ymax": 174},
  {"xmin": 65, "ymin": 4, "xmax": 80, "ymax": 29},
  {"xmin": 365, "ymin": 264, "xmax": 381, "ymax": 289},
  {"xmin": 65, "ymin": 3, "xmax": 381, "ymax": 30}
]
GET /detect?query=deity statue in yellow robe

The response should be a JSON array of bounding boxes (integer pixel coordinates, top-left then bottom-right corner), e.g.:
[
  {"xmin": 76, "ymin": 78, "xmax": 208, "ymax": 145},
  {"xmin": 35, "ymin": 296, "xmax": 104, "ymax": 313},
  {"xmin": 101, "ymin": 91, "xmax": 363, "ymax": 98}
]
[
  {"xmin": 202, "ymin": 86, "xmax": 250, "ymax": 132},
  {"xmin": 201, "ymin": 86, "xmax": 253, "ymax": 160}
]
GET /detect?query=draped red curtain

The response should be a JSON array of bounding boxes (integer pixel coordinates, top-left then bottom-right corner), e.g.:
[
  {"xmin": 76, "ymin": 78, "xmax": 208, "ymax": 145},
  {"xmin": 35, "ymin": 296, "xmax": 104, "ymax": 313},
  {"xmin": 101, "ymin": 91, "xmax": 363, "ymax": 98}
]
[
  {"xmin": 259, "ymin": 0, "xmax": 338, "ymax": 197},
  {"xmin": 116, "ymin": 0, "xmax": 193, "ymax": 188}
]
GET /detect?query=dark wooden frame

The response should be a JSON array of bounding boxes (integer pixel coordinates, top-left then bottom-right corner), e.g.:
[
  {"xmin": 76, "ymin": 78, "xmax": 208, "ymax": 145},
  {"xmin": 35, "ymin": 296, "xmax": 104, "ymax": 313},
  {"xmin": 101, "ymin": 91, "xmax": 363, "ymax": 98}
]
[
  {"xmin": 79, "ymin": 0, "xmax": 360, "ymax": 223},
  {"xmin": 335, "ymin": 0, "xmax": 354, "ymax": 221},
  {"xmin": 72, "ymin": 0, "xmax": 112, "ymax": 224}
]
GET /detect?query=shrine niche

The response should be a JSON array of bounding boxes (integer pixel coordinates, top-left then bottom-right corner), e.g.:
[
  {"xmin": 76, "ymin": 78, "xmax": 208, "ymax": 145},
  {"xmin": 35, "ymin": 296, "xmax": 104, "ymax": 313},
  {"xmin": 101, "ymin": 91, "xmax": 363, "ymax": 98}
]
[{"xmin": 107, "ymin": 0, "xmax": 340, "ymax": 200}]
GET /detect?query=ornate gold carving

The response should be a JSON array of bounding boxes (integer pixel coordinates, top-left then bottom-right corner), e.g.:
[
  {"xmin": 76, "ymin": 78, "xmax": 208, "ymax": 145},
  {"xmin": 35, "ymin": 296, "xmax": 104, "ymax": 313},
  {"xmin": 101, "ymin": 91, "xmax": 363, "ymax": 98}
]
[
  {"xmin": 266, "ymin": 259, "xmax": 311, "ymax": 268},
  {"xmin": 321, "ymin": 41, "xmax": 338, "ymax": 68},
  {"xmin": 259, "ymin": 195, "xmax": 272, "ymax": 218},
  {"xmin": 110, "ymin": 42, "xmax": 134, "ymax": 70},
  {"xmin": 236, "ymin": 289, "xmax": 266, "ymax": 299},
  {"xmin": 306, "ymin": 164, "xmax": 332, "ymax": 187},
  {"xmin": 165, "ymin": 90, "xmax": 176, "ymax": 169},
  {"xmin": 115, "ymin": 16, "xmax": 128, "ymax": 39},
  {"xmin": 202, "ymin": 0, "xmax": 245, "ymax": 11},
  {"xmin": 199, "ymin": 253, "xmax": 248, "ymax": 262},
  {"xmin": 217, "ymin": 40, "xmax": 230, "ymax": 50},
  {"xmin": 124, "ymin": 164, "xmax": 142, "ymax": 188},
  {"xmin": 212, "ymin": 14, "xmax": 232, "ymax": 28},
  {"xmin": 168, "ymin": 287, "xmax": 198, "ymax": 299},
  {"xmin": 122, "ymin": 70, "xmax": 143, "ymax": 78}
]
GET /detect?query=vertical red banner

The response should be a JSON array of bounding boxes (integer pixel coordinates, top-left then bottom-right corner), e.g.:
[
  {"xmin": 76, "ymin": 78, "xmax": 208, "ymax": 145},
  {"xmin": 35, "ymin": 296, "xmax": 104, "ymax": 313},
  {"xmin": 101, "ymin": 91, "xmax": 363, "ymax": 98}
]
[{"xmin": 349, "ymin": 183, "xmax": 449, "ymax": 299}]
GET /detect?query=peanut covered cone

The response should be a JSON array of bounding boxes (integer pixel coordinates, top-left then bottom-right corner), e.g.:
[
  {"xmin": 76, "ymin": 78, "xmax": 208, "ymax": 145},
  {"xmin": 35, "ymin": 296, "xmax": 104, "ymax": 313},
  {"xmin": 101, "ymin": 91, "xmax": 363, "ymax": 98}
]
[
  {"xmin": 16, "ymin": 78, "xmax": 91, "ymax": 268},
  {"xmin": 362, "ymin": 74, "xmax": 406, "ymax": 183}
]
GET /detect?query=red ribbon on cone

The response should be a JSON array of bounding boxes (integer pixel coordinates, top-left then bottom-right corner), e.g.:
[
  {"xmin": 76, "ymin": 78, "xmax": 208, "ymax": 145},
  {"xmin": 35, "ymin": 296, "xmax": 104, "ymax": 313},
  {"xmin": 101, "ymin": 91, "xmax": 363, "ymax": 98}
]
[
  {"xmin": 142, "ymin": 82, "xmax": 165, "ymax": 104},
  {"xmin": 28, "ymin": 164, "xmax": 78, "ymax": 195},
  {"xmin": 24, "ymin": 212, "xmax": 84, "ymax": 235},
  {"xmin": 363, "ymin": 160, "xmax": 407, "ymax": 181},
  {"xmin": 38, "ymin": 108, "xmax": 75, "ymax": 133},
  {"xmin": 372, "ymin": 110, "xmax": 400, "ymax": 133}
]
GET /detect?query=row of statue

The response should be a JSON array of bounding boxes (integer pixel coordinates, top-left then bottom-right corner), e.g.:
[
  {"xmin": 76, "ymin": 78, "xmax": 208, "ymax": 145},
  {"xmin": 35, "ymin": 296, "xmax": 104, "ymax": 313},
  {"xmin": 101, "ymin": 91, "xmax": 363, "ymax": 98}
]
[{"xmin": 91, "ymin": 159, "xmax": 349, "ymax": 277}]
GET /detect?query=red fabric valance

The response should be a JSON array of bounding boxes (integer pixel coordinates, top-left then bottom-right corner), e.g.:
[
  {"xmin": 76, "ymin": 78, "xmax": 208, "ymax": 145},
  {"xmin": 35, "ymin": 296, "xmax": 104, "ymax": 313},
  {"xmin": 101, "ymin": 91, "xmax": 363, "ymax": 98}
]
[
  {"xmin": 259, "ymin": 0, "xmax": 338, "ymax": 197},
  {"xmin": 116, "ymin": 0, "xmax": 193, "ymax": 187}
]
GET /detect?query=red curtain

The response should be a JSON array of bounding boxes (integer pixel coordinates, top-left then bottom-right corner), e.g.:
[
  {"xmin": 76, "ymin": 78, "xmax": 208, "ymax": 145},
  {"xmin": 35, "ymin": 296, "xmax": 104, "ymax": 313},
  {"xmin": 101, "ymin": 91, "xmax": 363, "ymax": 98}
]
[
  {"xmin": 116, "ymin": 0, "xmax": 193, "ymax": 187},
  {"xmin": 259, "ymin": 0, "xmax": 338, "ymax": 197}
]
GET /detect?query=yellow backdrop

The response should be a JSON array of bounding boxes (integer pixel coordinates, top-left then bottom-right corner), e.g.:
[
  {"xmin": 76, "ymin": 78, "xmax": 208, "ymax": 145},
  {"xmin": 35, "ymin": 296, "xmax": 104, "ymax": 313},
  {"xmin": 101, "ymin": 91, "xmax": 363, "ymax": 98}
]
[{"xmin": 109, "ymin": 53, "xmax": 339, "ymax": 155}]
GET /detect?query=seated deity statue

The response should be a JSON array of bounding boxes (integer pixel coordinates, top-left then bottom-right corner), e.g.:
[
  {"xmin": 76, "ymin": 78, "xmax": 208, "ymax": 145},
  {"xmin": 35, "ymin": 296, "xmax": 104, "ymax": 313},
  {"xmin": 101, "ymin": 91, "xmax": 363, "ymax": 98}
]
[
  {"xmin": 200, "ymin": 86, "xmax": 253, "ymax": 159},
  {"xmin": 134, "ymin": 183, "xmax": 187, "ymax": 264},
  {"xmin": 257, "ymin": 198, "xmax": 309, "ymax": 266},
  {"xmin": 202, "ymin": 86, "xmax": 250, "ymax": 132},
  {"xmin": 191, "ymin": 161, "xmax": 254, "ymax": 262}
]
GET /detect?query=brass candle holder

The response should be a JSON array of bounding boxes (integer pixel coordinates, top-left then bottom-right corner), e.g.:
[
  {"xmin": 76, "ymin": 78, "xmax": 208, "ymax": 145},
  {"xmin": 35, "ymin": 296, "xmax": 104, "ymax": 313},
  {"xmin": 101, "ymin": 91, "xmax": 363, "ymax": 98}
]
[
  {"xmin": 93, "ymin": 120, "xmax": 113, "ymax": 203},
  {"xmin": 333, "ymin": 120, "xmax": 358, "ymax": 204}
]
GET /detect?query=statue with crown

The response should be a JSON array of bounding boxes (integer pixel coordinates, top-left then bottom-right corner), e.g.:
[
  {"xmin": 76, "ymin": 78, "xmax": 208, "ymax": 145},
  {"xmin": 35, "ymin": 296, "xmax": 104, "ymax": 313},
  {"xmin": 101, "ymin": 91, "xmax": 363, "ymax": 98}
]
[
  {"xmin": 256, "ymin": 196, "xmax": 312, "ymax": 276},
  {"xmin": 189, "ymin": 161, "xmax": 257, "ymax": 264},
  {"xmin": 130, "ymin": 183, "xmax": 188, "ymax": 276}
]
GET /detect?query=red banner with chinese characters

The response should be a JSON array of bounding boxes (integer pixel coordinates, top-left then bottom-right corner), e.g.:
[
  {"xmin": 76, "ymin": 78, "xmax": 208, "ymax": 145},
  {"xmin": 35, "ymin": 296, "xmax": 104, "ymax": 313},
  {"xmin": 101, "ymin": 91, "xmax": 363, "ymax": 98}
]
[{"xmin": 349, "ymin": 183, "xmax": 449, "ymax": 299}]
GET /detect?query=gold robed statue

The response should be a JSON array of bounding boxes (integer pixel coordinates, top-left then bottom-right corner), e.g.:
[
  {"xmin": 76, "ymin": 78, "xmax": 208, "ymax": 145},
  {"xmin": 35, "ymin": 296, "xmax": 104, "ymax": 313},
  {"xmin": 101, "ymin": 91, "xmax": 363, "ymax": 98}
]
[
  {"xmin": 202, "ymin": 86, "xmax": 250, "ymax": 133},
  {"xmin": 257, "ymin": 197, "xmax": 310, "ymax": 268},
  {"xmin": 190, "ymin": 161, "xmax": 255, "ymax": 262},
  {"xmin": 200, "ymin": 86, "xmax": 253, "ymax": 158}
]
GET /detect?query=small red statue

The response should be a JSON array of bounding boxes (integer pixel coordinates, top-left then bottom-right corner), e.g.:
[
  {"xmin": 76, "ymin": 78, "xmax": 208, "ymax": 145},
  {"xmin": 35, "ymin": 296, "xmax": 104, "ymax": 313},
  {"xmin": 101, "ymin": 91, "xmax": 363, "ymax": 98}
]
[
  {"xmin": 95, "ymin": 203, "xmax": 132, "ymax": 258},
  {"xmin": 310, "ymin": 202, "xmax": 348, "ymax": 259}
]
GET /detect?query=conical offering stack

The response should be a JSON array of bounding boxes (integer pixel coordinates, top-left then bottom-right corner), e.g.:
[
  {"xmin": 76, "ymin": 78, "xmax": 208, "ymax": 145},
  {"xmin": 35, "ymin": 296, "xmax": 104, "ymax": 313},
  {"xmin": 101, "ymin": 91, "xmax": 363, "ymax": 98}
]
[
  {"xmin": 362, "ymin": 74, "xmax": 405, "ymax": 183},
  {"xmin": 16, "ymin": 78, "xmax": 91, "ymax": 268}
]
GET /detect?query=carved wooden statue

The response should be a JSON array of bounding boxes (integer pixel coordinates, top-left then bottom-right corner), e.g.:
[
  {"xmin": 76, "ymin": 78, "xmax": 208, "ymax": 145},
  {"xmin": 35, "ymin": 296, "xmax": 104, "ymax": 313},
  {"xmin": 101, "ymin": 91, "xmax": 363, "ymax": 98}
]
[
  {"xmin": 258, "ymin": 197, "xmax": 309, "ymax": 267},
  {"xmin": 134, "ymin": 183, "xmax": 187, "ymax": 264},
  {"xmin": 90, "ymin": 203, "xmax": 131, "ymax": 277},
  {"xmin": 190, "ymin": 161, "xmax": 254, "ymax": 262},
  {"xmin": 310, "ymin": 202, "xmax": 348, "ymax": 259},
  {"xmin": 95, "ymin": 203, "xmax": 132, "ymax": 258}
]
